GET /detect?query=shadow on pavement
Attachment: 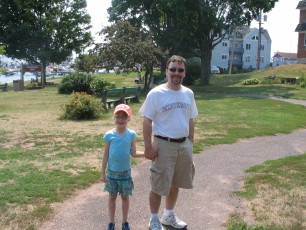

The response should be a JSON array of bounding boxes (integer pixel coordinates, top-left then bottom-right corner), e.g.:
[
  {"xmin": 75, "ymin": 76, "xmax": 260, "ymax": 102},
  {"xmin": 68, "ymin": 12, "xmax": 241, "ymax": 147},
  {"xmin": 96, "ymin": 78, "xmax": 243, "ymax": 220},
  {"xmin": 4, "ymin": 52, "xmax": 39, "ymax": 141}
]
[{"xmin": 163, "ymin": 225, "xmax": 188, "ymax": 230}]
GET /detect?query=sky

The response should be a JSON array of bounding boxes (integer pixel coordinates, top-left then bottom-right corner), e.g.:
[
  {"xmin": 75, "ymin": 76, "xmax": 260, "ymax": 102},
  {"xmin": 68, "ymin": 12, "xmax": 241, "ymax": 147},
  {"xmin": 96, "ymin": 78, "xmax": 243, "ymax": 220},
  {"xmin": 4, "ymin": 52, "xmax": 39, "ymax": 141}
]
[
  {"xmin": 87, "ymin": 0, "xmax": 301, "ymax": 57},
  {"xmin": 86, "ymin": 0, "xmax": 112, "ymax": 43},
  {"xmin": 250, "ymin": 0, "xmax": 300, "ymax": 55}
]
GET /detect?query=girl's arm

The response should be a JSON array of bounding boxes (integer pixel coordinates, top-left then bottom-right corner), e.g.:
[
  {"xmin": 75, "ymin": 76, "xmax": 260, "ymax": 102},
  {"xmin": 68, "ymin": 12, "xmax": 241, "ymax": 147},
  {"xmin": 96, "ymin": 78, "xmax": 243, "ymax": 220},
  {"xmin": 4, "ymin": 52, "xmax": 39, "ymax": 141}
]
[
  {"xmin": 131, "ymin": 139, "xmax": 144, "ymax": 158},
  {"xmin": 101, "ymin": 141, "xmax": 109, "ymax": 182}
]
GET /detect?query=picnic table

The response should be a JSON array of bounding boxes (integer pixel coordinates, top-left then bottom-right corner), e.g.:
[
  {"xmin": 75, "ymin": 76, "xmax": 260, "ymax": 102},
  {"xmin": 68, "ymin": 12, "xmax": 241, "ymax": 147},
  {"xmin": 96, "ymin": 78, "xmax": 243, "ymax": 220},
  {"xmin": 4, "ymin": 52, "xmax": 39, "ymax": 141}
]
[
  {"xmin": 101, "ymin": 86, "xmax": 141, "ymax": 111},
  {"xmin": 0, "ymin": 83, "xmax": 8, "ymax": 92},
  {"xmin": 281, "ymin": 77, "xmax": 298, "ymax": 84}
]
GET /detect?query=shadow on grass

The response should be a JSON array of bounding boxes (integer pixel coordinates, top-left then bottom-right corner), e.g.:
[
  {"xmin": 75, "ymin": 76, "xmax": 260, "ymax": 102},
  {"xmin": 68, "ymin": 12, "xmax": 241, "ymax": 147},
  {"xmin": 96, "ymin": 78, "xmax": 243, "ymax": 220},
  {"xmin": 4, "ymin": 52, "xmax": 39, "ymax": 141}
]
[{"xmin": 192, "ymin": 84, "xmax": 301, "ymax": 100}]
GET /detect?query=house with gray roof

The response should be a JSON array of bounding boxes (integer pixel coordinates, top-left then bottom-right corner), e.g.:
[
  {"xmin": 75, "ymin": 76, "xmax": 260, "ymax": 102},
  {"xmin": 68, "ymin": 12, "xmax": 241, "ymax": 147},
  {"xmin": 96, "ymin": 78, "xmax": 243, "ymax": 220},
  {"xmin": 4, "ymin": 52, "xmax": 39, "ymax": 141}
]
[
  {"xmin": 211, "ymin": 26, "xmax": 272, "ymax": 71},
  {"xmin": 272, "ymin": 52, "xmax": 297, "ymax": 66}
]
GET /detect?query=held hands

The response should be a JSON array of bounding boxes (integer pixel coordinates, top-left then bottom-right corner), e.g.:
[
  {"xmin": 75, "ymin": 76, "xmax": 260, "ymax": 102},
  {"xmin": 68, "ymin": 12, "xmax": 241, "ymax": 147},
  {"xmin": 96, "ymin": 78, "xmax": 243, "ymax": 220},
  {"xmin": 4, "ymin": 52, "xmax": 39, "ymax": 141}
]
[
  {"xmin": 101, "ymin": 174, "xmax": 108, "ymax": 183},
  {"xmin": 144, "ymin": 147, "xmax": 158, "ymax": 160}
]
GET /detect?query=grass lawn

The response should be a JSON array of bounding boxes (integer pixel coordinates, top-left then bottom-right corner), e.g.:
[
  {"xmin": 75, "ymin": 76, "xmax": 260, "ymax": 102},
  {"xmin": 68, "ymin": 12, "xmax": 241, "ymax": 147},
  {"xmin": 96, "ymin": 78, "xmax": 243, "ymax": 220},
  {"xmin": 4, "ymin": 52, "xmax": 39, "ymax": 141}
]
[
  {"xmin": 200, "ymin": 64, "xmax": 306, "ymax": 100},
  {"xmin": 0, "ymin": 65, "xmax": 306, "ymax": 229},
  {"xmin": 229, "ymin": 153, "xmax": 306, "ymax": 230}
]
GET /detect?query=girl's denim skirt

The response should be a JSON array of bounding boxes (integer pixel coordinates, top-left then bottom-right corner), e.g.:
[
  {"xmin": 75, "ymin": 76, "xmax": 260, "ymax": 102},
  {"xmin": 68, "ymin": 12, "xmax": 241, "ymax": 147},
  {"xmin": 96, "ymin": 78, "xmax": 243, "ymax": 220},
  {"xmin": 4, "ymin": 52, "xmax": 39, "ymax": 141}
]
[{"xmin": 104, "ymin": 169, "xmax": 134, "ymax": 196}]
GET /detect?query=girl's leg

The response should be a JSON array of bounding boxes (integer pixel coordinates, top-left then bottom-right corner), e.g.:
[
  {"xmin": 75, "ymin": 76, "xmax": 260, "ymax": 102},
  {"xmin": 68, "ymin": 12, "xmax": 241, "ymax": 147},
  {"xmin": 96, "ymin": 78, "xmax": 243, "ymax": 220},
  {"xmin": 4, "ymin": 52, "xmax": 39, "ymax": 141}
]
[
  {"xmin": 121, "ymin": 195, "xmax": 129, "ymax": 223},
  {"xmin": 108, "ymin": 195, "xmax": 117, "ymax": 223}
]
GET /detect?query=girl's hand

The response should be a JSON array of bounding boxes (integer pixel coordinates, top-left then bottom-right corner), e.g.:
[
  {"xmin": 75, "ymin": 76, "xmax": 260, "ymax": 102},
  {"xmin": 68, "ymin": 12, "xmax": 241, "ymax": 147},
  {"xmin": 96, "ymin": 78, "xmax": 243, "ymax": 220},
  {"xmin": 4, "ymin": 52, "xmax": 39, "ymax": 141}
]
[
  {"xmin": 101, "ymin": 174, "xmax": 108, "ymax": 183},
  {"xmin": 144, "ymin": 148, "xmax": 158, "ymax": 160}
]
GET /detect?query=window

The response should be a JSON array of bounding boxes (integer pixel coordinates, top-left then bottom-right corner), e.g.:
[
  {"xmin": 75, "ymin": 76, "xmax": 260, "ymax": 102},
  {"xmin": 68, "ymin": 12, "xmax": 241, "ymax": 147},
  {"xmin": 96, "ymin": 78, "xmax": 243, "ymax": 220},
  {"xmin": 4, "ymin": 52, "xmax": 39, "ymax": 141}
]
[
  {"xmin": 222, "ymin": 54, "xmax": 227, "ymax": 59},
  {"xmin": 246, "ymin": 44, "xmax": 251, "ymax": 50},
  {"xmin": 245, "ymin": 56, "xmax": 250, "ymax": 62},
  {"xmin": 304, "ymin": 34, "xmax": 306, "ymax": 46},
  {"xmin": 261, "ymin": 44, "xmax": 265, "ymax": 50},
  {"xmin": 252, "ymin": 35, "xmax": 258, "ymax": 40},
  {"xmin": 222, "ymin": 42, "xmax": 227, "ymax": 47}
]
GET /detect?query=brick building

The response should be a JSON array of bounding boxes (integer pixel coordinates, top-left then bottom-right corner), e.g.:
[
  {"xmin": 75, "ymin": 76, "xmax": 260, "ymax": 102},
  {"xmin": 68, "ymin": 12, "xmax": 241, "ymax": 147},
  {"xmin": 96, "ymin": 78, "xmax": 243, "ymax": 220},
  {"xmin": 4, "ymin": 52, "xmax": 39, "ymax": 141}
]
[{"xmin": 295, "ymin": 0, "xmax": 306, "ymax": 64}]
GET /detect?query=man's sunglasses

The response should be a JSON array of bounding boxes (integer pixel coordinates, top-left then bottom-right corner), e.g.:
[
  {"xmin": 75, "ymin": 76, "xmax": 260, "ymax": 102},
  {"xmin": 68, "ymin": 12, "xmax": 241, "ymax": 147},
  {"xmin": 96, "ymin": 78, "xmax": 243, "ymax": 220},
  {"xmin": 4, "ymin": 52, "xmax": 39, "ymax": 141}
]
[{"xmin": 168, "ymin": 68, "xmax": 185, "ymax": 73}]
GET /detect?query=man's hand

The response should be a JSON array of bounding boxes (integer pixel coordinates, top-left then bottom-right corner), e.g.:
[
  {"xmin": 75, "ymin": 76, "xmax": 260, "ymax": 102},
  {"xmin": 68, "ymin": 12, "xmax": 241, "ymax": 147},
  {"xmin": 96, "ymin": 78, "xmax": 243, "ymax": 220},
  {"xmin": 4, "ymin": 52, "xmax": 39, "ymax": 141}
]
[
  {"xmin": 144, "ymin": 147, "xmax": 158, "ymax": 160},
  {"xmin": 101, "ymin": 174, "xmax": 108, "ymax": 183}
]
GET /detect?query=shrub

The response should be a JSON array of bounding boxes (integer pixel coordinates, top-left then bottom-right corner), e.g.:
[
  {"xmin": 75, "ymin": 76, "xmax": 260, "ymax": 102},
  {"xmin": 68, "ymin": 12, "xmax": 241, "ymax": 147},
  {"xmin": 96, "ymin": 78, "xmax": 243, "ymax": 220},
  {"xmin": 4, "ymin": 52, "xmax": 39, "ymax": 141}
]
[
  {"xmin": 58, "ymin": 73, "xmax": 94, "ymax": 94},
  {"xmin": 184, "ymin": 60, "xmax": 201, "ymax": 86},
  {"xmin": 261, "ymin": 77, "xmax": 282, "ymax": 85},
  {"xmin": 297, "ymin": 76, "xmax": 305, "ymax": 88},
  {"xmin": 60, "ymin": 92, "xmax": 102, "ymax": 120},
  {"xmin": 152, "ymin": 71, "xmax": 166, "ymax": 84},
  {"xmin": 26, "ymin": 82, "xmax": 39, "ymax": 88},
  {"xmin": 241, "ymin": 78, "xmax": 260, "ymax": 85},
  {"xmin": 90, "ymin": 78, "xmax": 115, "ymax": 96}
]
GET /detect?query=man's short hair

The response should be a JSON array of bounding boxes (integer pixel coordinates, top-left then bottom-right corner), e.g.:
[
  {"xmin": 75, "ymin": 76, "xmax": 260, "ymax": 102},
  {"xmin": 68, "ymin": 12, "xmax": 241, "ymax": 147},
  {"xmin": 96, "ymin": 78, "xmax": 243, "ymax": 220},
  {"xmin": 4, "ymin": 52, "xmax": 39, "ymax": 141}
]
[{"xmin": 166, "ymin": 55, "xmax": 187, "ymax": 70}]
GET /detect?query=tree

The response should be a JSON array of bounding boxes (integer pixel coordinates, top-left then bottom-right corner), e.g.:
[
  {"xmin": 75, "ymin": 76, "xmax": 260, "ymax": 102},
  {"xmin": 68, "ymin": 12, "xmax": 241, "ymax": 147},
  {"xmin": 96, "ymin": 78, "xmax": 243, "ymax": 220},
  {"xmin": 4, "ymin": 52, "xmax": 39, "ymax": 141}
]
[
  {"xmin": 75, "ymin": 54, "xmax": 99, "ymax": 73},
  {"xmin": 0, "ymin": 0, "xmax": 92, "ymax": 87},
  {"xmin": 93, "ymin": 20, "xmax": 167, "ymax": 90},
  {"xmin": 0, "ymin": 45, "xmax": 5, "ymax": 67},
  {"xmin": 0, "ymin": 45, "xmax": 4, "ymax": 55},
  {"xmin": 107, "ymin": 0, "xmax": 278, "ymax": 85}
]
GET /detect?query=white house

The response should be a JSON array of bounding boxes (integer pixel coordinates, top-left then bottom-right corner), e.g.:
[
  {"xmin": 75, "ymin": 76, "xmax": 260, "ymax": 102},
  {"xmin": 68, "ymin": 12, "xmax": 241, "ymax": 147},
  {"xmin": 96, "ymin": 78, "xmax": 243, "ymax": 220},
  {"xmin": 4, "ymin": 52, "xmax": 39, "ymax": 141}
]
[
  {"xmin": 211, "ymin": 26, "xmax": 272, "ymax": 71},
  {"xmin": 272, "ymin": 52, "xmax": 297, "ymax": 66}
]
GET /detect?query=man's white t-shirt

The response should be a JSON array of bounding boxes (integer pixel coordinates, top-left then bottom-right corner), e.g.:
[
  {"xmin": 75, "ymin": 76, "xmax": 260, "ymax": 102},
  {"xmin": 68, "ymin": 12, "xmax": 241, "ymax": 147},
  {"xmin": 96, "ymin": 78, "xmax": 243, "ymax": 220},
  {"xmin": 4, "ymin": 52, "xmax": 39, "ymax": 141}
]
[{"xmin": 139, "ymin": 84, "xmax": 198, "ymax": 138}]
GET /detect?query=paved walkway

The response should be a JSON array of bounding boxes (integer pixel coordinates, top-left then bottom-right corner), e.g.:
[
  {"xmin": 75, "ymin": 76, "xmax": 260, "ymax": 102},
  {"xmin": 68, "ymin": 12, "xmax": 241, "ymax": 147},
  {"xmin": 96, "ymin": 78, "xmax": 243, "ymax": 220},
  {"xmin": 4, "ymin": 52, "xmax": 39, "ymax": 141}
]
[{"xmin": 40, "ymin": 96, "xmax": 306, "ymax": 230}]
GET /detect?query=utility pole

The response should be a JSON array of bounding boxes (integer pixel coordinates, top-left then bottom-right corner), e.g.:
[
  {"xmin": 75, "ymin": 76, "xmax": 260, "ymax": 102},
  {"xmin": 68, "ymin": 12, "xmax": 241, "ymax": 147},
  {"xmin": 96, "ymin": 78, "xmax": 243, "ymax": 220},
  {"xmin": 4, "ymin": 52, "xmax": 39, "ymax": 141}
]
[
  {"xmin": 256, "ymin": 11, "xmax": 262, "ymax": 70},
  {"xmin": 256, "ymin": 11, "xmax": 267, "ymax": 70},
  {"xmin": 229, "ymin": 28, "xmax": 236, "ymax": 75}
]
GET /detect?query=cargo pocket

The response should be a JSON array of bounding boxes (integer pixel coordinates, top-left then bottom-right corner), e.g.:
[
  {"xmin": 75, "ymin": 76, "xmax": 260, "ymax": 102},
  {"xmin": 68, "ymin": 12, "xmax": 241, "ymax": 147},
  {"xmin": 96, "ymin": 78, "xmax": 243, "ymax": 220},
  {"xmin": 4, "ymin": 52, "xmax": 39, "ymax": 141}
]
[
  {"xmin": 150, "ymin": 167, "xmax": 164, "ymax": 192},
  {"xmin": 192, "ymin": 162, "xmax": 195, "ymax": 182}
]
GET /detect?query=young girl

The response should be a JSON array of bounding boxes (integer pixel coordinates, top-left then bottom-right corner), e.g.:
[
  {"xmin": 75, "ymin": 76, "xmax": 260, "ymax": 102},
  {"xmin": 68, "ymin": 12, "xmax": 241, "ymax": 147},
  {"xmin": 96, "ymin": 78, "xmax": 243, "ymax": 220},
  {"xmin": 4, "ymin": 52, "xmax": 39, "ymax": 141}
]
[{"xmin": 101, "ymin": 104, "xmax": 144, "ymax": 230}]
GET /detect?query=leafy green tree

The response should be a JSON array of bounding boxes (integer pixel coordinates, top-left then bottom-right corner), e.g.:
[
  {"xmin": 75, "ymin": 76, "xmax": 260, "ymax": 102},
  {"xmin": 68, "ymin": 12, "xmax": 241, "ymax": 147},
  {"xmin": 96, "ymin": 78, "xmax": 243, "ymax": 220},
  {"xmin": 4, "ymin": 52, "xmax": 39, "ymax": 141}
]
[
  {"xmin": 76, "ymin": 54, "xmax": 99, "ymax": 73},
  {"xmin": 0, "ymin": 45, "xmax": 5, "ymax": 55},
  {"xmin": 0, "ymin": 0, "xmax": 92, "ymax": 87},
  {"xmin": 94, "ymin": 20, "xmax": 167, "ymax": 90},
  {"xmin": 0, "ymin": 45, "xmax": 4, "ymax": 67},
  {"xmin": 107, "ymin": 0, "xmax": 277, "ymax": 85}
]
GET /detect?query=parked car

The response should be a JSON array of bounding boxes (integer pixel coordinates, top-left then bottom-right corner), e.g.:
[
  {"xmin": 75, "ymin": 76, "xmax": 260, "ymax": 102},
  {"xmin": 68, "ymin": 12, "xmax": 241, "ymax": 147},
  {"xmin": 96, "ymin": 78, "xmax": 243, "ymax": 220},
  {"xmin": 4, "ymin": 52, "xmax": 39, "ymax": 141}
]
[
  {"xmin": 97, "ymin": 68, "xmax": 107, "ymax": 74},
  {"xmin": 211, "ymin": 65, "xmax": 220, "ymax": 74}
]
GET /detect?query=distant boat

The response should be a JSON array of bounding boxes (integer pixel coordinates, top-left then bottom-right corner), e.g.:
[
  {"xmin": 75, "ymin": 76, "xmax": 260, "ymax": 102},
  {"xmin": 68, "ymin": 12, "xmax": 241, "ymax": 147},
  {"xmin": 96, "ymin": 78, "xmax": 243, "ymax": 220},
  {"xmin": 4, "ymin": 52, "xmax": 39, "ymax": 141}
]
[
  {"xmin": 3, "ymin": 68, "xmax": 19, "ymax": 76},
  {"xmin": 34, "ymin": 72, "xmax": 55, "ymax": 78},
  {"xmin": 4, "ymin": 71, "xmax": 14, "ymax": 76}
]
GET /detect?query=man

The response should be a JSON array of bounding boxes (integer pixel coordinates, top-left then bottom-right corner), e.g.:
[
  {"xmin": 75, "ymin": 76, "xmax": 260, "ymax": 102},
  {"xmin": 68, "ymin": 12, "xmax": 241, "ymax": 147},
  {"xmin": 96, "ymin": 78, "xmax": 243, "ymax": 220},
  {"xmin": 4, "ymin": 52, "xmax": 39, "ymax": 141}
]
[{"xmin": 139, "ymin": 55, "xmax": 198, "ymax": 230}]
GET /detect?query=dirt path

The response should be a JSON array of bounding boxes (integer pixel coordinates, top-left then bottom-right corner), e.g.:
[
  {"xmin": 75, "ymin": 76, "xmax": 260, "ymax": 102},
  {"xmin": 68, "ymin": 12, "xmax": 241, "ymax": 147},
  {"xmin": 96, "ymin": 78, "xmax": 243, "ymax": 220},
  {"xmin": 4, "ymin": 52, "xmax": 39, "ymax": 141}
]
[{"xmin": 39, "ymin": 97, "xmax": 306, "ymax": 230}]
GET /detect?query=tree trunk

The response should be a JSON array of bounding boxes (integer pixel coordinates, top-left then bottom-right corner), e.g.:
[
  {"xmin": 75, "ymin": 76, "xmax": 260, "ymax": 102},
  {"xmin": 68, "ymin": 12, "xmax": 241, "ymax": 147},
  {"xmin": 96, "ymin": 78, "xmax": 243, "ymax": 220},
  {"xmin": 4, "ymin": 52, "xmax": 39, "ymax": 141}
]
[
  {"xmin": 143, "ymin": 65, "xmax": 153, "ymax": 90},
  {"xmin": 144, "ymin": 70, "xmax": 149, "ymax": 90},
  {"xmin": 199, "ymin": 37, "xmax": 212, "ymax": 86},
  {"xmin": 41, "ymin": 63, "xmax": 46, "ymax": 88}
]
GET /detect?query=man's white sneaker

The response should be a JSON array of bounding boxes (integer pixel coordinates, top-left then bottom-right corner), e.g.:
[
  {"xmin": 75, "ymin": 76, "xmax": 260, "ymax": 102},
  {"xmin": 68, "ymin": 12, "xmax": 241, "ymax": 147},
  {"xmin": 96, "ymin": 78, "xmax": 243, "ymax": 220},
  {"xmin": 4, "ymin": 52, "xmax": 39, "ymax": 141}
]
[
  {"xmin": 161, "ymin": 212, "xmax": 187, "ymax": 229},
  {"xmin": 148, "ymin": 217, "xmax": 165, "ymax": 230}
]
